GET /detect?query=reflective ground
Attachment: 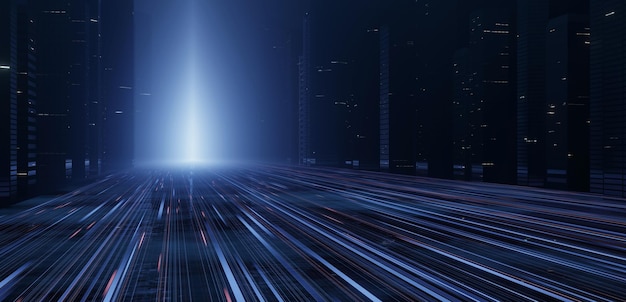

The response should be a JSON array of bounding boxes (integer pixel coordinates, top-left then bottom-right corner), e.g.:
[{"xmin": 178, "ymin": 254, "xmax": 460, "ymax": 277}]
[{"xmin": 1, "ymin": 165, "xmax": 625, "ymax": 301}]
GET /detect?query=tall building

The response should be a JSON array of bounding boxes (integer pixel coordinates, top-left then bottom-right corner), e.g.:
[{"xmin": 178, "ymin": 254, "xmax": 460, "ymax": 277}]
[
  {"xmin": 473, "ymin": 8, "xmax": 517, "ymax": 184},
  {"xmin": 67, "ymin": 0, "xmax": 92, "ymax": 181},
  {"xmin": 299, "ymin": 0, "xmax": 464, "ymax": 177},
  {"xmin": 301, "ymin": 1, "xmax": 382, "ymax": 169},
  {"xmin": 298, "ymin": 14, "xmax": 311, "ymax": 166},
  {"xmin": 309, "ymin": 58, "xmax": 353, "ymax": 167},
  {"xmin": 517, "ymin": 0, "xmax": 550, "ymax": 187},
  {"xmin": 545, "ymin": 14, "xmax": 590, "ymax": 191},
  {"xmin": 452, "ymin": 47, "xmax": 475, "ymax": 180},
  {"xmin": 1, "ymin": 0, "xmax": 19, "ymax": 205},
  {"xmin": 86, "ymin": 0, "xmax": 103, "ymax": 177},
  {"xmin": 2, "ymin": 0, "xmax": 133, "ymax": 203},
  {"xmin": 350, "ymin": 26, "xmax": 380, "ymax": 170},
  {"xmin": 1, "ymin": 0, "xmax": 37, "ymax": 206},
  {"xmin": 452, "ymin": 7, "xmax": 516, "ymax": 184},
  {"xmin": 33, "ymin": 0, "xmax": 104, "ymax": 193},
  {"xmin": 16, "ymin": 0, "xmax": 38, "ymax": 199},
  {"xmin": 412, "ymin": 0, "xmax": 463, "ymax": 178},
  {"xmin": 589, "ymin": 0, "xmax": 626, "ymax": 196},
  {"xmin": 101, "ymin": 0, "xmax": 135, "ymax": 171},
  {"xmin": 32, "ymin": 0, "xmax": 73, "ymax": 193},
  {"xmin": 379, "ymin": 23, "xmax": 419, "ymax": 174}
]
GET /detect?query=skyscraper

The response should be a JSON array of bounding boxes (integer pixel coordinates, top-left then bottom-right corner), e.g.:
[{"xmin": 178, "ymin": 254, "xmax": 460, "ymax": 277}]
[
  {"xmin": 411, "ymin": 0, "xmax": 463, "ymax": 178},
  {"xmin": 32, "ymin": 0, "xmax": 73, "ymax": 193},
  {"xmin": 517, "ymin": 0, "xmax": 550, "ymax": 187},
  {"xmin": 454, "ymin": 7, "xmax": 516, "ymax": 184},
  {"xmin": 379, "ymin": 23, "xmax": 419, "ymax": 174},
  {"xmin": 16, "ymin": 0, "xmax": 38, "ymax": 200},
  {"xmin": 298, "ymin": 14, "xmax": 311, "ymax": 166},
  {"xmin": 86, "ymin": 0, "xmax": 102, "ymax": 177},
  {"xmin": 33, "ymin": 0, "xmax": 106, "ymax": 193},
  {"xmin": 589, "ymin": 0, "xmax": 626, "ymax": 196},
  {"xmin": 1, "ymin": 0, "xmax": 19, "ymax": 205},
  {"xmin": 2, "ymin": 0, "xmax": 135, "ymax": 199},
  {"xmin": 1, "ymin": 0, "xmax": 38, "ymax": 206},
  {"xmin": 350, "ymin": 26, "xmax": 380, "ymax": 170},
  {"xmin": 545, "ymin": 14, "xmax": 590, "ymax": 191},
  {"xmin": 101, "ymin": 0, "xmax": 135, "ymax": 171},
  {"xmin": 452, "ymin": 47, "xmax": 475, "ymax": 180},
  {"xmin": 301, "ymin": 1, "xmax": 382, "ymax": 169}
]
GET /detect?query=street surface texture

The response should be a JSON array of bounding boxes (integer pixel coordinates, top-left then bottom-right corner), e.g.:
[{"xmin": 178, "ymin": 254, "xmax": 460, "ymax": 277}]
[{"xmin": 0, "ymin": 165, "xmax": 625, "ymax": 301}]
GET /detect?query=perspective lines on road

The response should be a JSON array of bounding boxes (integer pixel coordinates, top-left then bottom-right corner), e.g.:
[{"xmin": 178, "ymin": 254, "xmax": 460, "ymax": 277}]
[{"xmin": 0, "ymin": 165, "xmax": 625, "ymax": 301}]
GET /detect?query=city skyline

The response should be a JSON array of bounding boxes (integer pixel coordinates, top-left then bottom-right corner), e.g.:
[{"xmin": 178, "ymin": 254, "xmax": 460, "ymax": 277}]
[
  {"xmin": 3, "ymin": 0, "xmax": 626, "ymax": 205},
  {"xmin": 1, "ymin": 1, "xmax": 625, "ymax": 300}
]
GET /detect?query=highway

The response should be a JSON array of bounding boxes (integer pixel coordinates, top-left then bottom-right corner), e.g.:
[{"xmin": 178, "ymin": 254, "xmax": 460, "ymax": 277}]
[{"xmin": 0, "ymin": 165, "xmax": 625, "ymax": 301}]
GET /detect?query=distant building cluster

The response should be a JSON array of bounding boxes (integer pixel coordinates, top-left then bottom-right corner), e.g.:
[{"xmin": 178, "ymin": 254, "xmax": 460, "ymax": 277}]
[
  {"xmin": 297, "ymin": 0, "xmax": 626, "ymax": 196},
  {"xmin": 1, "ymin": 0, "xmax": 134, "ymax": 206}
]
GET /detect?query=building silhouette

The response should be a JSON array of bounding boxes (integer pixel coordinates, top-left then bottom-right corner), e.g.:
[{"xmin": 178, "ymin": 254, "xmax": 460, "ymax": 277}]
[
  {"xmin": 350, "ymin": 25, "xmax": 380, "ymax": 171},
  {"xmin": 589, "ymin": 0, "xmax": 626, "ymax": 196},
  {"xmin": 1, "ymin": 0, "xmax": 39, "ymax": 206},
  {"xmin": 453, "ymin": 7, "xmax": 516, "ymax": 183},
  {"xmin": 32, "ymin": 0, "xmax": 73, "ymax": 193},
  {"xmin": 298, "ymin": 14, "xmax": 311, "ymax": 166},
  {"xmin": 1, "ymin": 0, "xmax": 19, "ymax": 205},
  {"xmin": 545, "ymin": 14, "xmax": 590, "ymax": 191},
  {"xmin": 101, "ymin": 0, "xmax": 135, "ymax": 171},
  {"xmin": 452, "ymin": 47, "xmax": 475, "ymax": 180},
  {"xmin": 378, "ymin": 23, "xmax": 419, "ymax": 174},
  {"xmin": 300, "ymin": 2, "xmax": 382, "ymax": 169},
  {"xmin": 516, "ymin": 0, "xmax": 550, "ymax": 187},
  {"xmin": 2, "ymin": 0, "xmax": 135, "ymax": 205},
  {"xmin": 16, "ymin": 0, "xmax": 38, "ymax": 200}
]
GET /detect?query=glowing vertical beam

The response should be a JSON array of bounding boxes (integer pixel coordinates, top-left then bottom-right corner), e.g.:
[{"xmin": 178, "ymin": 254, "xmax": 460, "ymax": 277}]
[
  {"xmin": 186, "ymin": 77, "xmax": 199, "ymax": 162},
  {"xmin": 184, "ymin": 0, "xmax": 201, "ymax": 163}
]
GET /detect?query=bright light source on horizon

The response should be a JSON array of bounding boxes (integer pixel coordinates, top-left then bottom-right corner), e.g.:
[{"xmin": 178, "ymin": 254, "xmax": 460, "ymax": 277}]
[
  {"xmin": 161, "ymin": 0, "xmax": 215, "ymax": 166},
  {"xmin": 136, "ymin": 0, "xmax": 248, "ymax": 167},
  {"xmin": 185, "ymin": 100, "xmax": 200, "ymax": 163},
  {"xmin": 182, "ymin": 74, "xmax": 205, "ymax": 164}
]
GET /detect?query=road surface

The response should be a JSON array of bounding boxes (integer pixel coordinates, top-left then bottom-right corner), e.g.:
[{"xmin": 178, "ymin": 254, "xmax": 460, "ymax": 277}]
[{"xmin": 0, "ymin": 165, "xmax": 625, "ymax": 301}]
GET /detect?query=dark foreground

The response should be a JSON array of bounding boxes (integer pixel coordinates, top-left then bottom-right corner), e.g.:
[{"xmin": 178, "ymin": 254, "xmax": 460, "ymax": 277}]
[{"xmin": 0, "ymin": 165, "xmax": 625, "ymax": 301}]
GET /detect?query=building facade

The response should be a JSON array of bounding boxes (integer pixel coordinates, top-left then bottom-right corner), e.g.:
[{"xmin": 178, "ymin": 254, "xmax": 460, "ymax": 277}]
[
  {"xmin": 589, "ymin": 0, "xmax": 626, "ymax": 196},
  {"xmin": 452, "ymin": 8, "xmax": 516, "ymax": 184},
  {"xmin": 517, "ymin": 0, "xmax": 550, "ymax": 187},
  {"xmin": 545, "ymin": 14, "xmax": 590, "ymax": 191},
  {"xmin": 16, "ymin": 1, "xmax": 38, "ymax": 200},
  {"xmin": 2, "ymin": 0, "xmax": 135, "ymax": 204},
  {"xmin": 1, "ymin": 0, "xmax": 19, "ymax": 205},
  {"xmin": 101, "ymin": 0, "xmax": 135, "ymax": 171}
]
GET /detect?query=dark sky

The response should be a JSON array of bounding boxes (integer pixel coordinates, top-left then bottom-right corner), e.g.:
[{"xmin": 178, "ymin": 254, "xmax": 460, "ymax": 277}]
[{"xmin": 134, "ymin": 0, "xmax": 305, "ymax": 164}]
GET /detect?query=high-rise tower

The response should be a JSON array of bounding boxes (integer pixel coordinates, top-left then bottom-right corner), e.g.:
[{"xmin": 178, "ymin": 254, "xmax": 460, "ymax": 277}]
[
  {"xmin": 589, "ymin": 0, "xmax": 626, "ymax": 196},
  {"xmin": 545, "ymin": 14, "xmax": 590, "ymax": 191},
  {"xmin": 16, "ymin": 0, "xmax": 38, "ymax": 200},
  {"xmin": 101, "ymin": 0, "xmax": 135, "ymax": 171},
  {"xmin": 1, "ymin": 0, "xmax": 19, "ymax": 205},
  {"xmin": 517, "ymin": 0, "xmax": 550, "ymax": 187}
]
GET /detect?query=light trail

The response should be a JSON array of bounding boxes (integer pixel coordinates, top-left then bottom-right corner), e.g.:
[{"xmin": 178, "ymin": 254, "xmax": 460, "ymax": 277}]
[{"xmin": 0, "ymin": 165, "xmax": 624, "ymax": 301}]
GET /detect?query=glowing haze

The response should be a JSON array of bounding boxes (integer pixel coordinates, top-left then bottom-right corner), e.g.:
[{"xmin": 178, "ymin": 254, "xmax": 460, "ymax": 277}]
[
  {"xmin": 135, "ymin": 0, "xmax": 219, "ymax": 166},
  {"xmin": 134, "ymin": 0, "xmax": 303, "ymax": 166},
  {"xmin": 180, "ymin": 0, "xmax": 209, "ymax": 163}
]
